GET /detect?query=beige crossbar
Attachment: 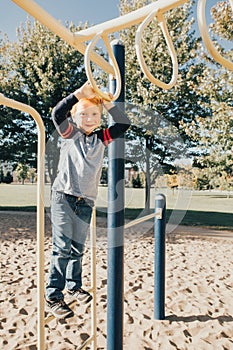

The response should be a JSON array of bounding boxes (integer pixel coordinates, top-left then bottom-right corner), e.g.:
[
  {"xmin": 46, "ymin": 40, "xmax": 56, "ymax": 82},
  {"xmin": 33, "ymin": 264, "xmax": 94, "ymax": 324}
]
[{"xmin": 11, "ymin": 0, "xmax": 187, "ymax": 94}]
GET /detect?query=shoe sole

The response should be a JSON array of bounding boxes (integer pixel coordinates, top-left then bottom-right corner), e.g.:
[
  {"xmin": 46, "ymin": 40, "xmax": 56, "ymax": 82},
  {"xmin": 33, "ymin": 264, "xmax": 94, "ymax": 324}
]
[
  {"xmin": 79, "ymin": 296, "xmax": 93, "ymax": 305},
  {"xmin": 49, "ymin": 310, "xmax": 74, "ymax": 320},
  {"xmin": 45, "ymin": 304, "xmax": 74, "ymax": 320},
  {"xmin": 67, "ymin": 291, "xmax": 93, "ymax": 305}
]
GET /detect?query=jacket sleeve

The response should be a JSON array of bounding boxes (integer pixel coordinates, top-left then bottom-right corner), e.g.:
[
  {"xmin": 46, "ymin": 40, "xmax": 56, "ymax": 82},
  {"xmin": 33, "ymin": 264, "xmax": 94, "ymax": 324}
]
[
  {"xmin": 96, "ymin": 105, "xmax": 131, "ymax": 146},
  {"xmin": 52, "ymin": 93, "xmax": 78, "ymax": 138}
]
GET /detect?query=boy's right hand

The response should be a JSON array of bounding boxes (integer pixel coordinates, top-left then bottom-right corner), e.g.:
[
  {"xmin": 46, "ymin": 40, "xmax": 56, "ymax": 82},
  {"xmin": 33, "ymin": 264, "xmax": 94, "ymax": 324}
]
[{"xmin": 74, "ymin": 81, "xmax": 97, "ymax": 100}]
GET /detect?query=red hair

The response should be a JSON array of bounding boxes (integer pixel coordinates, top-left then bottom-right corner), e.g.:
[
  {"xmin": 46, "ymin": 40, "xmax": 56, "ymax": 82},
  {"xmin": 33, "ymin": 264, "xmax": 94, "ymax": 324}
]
[{"xmin": 71, "ymin": 96, "xmax": 103, "ymax": 117}]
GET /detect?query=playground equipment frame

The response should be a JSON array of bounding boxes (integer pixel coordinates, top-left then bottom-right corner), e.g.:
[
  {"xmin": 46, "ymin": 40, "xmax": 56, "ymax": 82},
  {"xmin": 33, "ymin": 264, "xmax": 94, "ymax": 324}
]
[
  {"xmin": 11, "ymin": 0, "xmax": 186, "ymax": 98},
  {"xmin": 11, "ymin": 0, "xmax": 233, "ymax": 100},
  {"xmin": 197, "ymin": 0, "xmax": 233, "ymax": 71},
  {"xmin": 0, "ymin": 93, "xmax": 46, "ymax": 350}
]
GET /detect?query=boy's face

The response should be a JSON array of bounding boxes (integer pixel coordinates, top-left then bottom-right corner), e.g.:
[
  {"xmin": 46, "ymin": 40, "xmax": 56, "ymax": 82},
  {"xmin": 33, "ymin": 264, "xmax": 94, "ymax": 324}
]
[{"xmin": 73, "ymin": 100, "xmax": 101, "ymax": 135}]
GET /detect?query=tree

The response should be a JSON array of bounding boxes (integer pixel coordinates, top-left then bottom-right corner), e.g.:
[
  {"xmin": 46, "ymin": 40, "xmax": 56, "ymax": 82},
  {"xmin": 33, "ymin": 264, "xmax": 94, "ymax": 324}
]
[
  {"xmin": 119, "ymin": 0, "xmax": 207, "ymax": 211},
  {"xmin": 186, "ymin": 1, "xmax": 233, "ymax": 191},
  {"xmin": 28, "ymin": 167, "xmax": 37, "ymax": 184},
  {"xmin": 0, "ymin": 19, "xmax": 92, "ymax": 183},
  {"xmin": 0, "ymin": 167, "xmax": 4, "ymax": 183},
  {"xmin": 15, "ymin": 163, "xmax": 29, "ymax": 184}
]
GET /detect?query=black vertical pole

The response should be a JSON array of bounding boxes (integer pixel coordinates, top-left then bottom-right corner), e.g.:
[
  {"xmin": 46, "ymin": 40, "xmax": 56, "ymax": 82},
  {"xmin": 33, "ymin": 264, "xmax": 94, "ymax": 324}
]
[{"xmin": 107, "ymin": 40, "xmax": 125, "ymax": 350}]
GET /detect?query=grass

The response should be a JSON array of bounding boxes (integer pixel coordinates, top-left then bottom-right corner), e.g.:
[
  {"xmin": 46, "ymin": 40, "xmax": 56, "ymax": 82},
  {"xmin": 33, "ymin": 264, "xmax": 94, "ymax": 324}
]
[
  {"xmin": 166, "ymin": 209, "xmax": 233, "ymax": 229},
  {"xmin": 0, "ymin": 184, "xmax": 233, "ymax": 229},
  {"xmin": 95, "ymin": 207, "xmax": 233, "ymax": 229}
]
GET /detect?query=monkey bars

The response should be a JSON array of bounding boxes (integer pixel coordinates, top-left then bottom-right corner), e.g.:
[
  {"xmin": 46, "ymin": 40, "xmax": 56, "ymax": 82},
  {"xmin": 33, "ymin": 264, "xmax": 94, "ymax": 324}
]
[{"xmin": 11, "ymin": 0, "xmax": 232, "ymax": 100}]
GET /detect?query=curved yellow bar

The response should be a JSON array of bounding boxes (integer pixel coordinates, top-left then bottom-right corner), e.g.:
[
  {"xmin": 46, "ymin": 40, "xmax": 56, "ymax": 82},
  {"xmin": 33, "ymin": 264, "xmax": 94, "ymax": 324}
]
[
  {"xmin": 230, "ymin": 0, "xmax": 233, "ymax": 12},
  {"xmin": 12, "ymin": 0, "xmax": 187, "ymax": 81},
  {"xmin": 0, "ymin": 93, "xmax": 45, "ymax": 350},
  {"xmin": 135, "ymin": 10, "xmax": 178, "ymax": 90},
  {"xmin": 85, "ymin": 33, "xmax": 122, "ymax": 101},
  {"xmin": 197, "ymin": 0, "xmax": 233, "ymax": 71}
]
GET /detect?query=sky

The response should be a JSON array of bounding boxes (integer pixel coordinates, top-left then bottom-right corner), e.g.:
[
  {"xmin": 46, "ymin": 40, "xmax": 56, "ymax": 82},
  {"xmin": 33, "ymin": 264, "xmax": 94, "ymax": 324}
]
[
  {"xmin": 0, "ymin": 1, "xmax": 231, "ymax": 49},
  {"xmin": 1, "ymin": 0, "xmax": 120, "ymax": 41}
]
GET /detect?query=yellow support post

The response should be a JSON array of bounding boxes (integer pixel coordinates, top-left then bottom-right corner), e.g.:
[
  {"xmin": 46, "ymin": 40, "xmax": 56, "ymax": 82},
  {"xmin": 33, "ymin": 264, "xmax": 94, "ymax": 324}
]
[{"xmin": 0, "ymin": 93, "xmax": 45, "ymax": 350}]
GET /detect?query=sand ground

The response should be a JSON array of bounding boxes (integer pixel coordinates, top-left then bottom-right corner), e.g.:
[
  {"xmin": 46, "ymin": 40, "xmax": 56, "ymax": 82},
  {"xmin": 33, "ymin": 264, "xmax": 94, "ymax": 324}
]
[{"xmin": 1, "ymin": 212, "xmax": 233, "ymax": 350}]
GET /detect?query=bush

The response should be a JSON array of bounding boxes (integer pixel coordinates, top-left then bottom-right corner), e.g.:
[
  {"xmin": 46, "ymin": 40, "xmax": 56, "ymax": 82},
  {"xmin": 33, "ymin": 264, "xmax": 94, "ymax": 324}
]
[
  {"xmin": 132, "ymin": 174, "xmax": 143, "ymax": 188},
  {"xmin": 2, "ymin": 171, "xmax": 13, "ymax": 184}
]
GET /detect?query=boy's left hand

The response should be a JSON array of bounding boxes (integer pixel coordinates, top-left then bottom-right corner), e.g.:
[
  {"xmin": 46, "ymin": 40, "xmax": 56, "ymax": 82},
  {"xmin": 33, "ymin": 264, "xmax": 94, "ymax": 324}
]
[
  {"xmin": 74, "ymin": 81, "xmax": 97, "ymax": 100},
  {"xmin": 103, "ymin": 92, "xmax": 114, "ymax": 110}
]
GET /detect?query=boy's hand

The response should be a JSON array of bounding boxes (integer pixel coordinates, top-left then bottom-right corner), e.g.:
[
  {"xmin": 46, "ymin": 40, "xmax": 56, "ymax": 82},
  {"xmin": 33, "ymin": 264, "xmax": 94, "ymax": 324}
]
[
  {"xmin": 103, "ymin": 92, "xmax": 114, "ymax": 110},
  {"xmin": 74, "ymin": 81, "xmax": 97, "ymax": 100},
  {"xmin": 74, "ymin": 82, "xmax": 114, "ymax": 109}
]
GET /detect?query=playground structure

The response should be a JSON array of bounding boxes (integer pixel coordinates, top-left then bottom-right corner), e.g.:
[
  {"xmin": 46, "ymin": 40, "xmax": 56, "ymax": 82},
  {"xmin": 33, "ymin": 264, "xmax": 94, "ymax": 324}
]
[
  {"xmin": 11, "ymin": 0, "xmax": 233, "ymax": 101},
  {"xmin": 197, "ymin": 0, "xmax": 233, "ymax": 71},
  {"xmin": 1, "ymin": 0, "xmax": 232, "ymax": 349},
  {"xmin": 0, "ymin": 93, "xmax": 46, "ymax": 350}
]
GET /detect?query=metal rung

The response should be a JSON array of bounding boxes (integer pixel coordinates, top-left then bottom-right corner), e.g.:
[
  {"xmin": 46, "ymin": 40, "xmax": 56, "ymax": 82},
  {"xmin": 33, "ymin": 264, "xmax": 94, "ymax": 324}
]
[
  {"xmin": 125, "ymin": 212, "xmax": 155, "ymax": 229},
  {"xmin": 77, "ymin": 335, "xmax": 94, "ymax": 350}
]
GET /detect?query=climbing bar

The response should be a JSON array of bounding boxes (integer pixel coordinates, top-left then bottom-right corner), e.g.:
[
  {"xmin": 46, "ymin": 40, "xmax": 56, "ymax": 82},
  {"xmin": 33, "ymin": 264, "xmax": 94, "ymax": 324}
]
[
  {"xmin": 73, "ymin": 0, "xmax": 188, "ymax": 41},
  {"xmin": 11, "ymin": 0, "xmax": 187, "ymax": 94},
  {"xmin": 0, "ymin": 93, "xmax": 45, "ymax": 350},
  {"xmin": 84, "ymin": 33, "xmax": 122, "ymax": 101},
  {"xmin": 197, "ymin": 0, "xmax": 233, "ymax": 71},
  {"xmin": 135, "ymin": 9, "xmax": 178, "ymax": 90}
]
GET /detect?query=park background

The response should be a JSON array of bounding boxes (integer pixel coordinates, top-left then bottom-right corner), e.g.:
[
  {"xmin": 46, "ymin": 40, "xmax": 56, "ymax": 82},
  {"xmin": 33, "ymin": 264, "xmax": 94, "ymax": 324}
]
[{"xmin": 1, "ymin": 1, "xmax": 233, "ymax": 349}]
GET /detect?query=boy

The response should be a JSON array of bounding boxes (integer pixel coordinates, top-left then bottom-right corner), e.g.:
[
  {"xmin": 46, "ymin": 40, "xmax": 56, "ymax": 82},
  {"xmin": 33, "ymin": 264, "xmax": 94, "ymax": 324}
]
[{"xmin": 45, "ymin": 81, "xmax": 130, "ymax": 319}]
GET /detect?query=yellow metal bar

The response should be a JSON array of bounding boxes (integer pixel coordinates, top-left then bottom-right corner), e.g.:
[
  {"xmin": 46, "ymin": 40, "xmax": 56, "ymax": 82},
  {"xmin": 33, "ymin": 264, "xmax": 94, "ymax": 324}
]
[
  {"xmin": 11, "ymin": 0, "xmax": 114, "ymax": 75},
  {"xmin": 197, "ymin": 0, "xmax": 233, "ymax": 71},
  {"xmin": 11, "ymin": 0, "xmax": 188, "ymax": 76},
  {"xmin": 11, "ymin": 0, "xmax": 188, "ymax": 94},
  {"xmin": 73, "ymin": 0, "xmax": 188, "ymax": 41},
  {"xmin": 85, "ymin": 33, "xmax": 122, "ymax": 101},
  {"xmin": 0, "ymin": 93, "xmax": 45, "ymax": 350},
  {"xmin": 125, "ymin": 212, "xmax": 155, "ymax": 229},
  {"xmin": 90, "ymin": 207, "xmax": 97, "ymax": 350},
  {"xmin": 135, "ymin": 9, "xmax": 179, "ymax": 89}
]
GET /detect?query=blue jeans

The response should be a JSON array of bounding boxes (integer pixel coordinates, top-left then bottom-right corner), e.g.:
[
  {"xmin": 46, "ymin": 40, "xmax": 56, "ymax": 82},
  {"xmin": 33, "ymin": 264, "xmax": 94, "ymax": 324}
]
[{"xmin": 46, "ymin": 191, "xmax": 93, "ymax": 301}]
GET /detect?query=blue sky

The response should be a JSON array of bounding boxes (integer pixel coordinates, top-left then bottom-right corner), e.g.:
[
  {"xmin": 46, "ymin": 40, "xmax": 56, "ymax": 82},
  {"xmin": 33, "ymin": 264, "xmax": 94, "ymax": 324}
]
[{"xmin": 1, "ymin": 0, "xmax": 120, "ymax": 41}]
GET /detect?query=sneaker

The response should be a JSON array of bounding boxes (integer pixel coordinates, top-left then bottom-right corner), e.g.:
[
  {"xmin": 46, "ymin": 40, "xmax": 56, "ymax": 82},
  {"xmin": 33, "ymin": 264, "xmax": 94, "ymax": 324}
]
[
  {"xmin": 67, "ymin": 288, "xmax": 93, "ymax": 304},
  {"xmin": 45, "ymin": 298, "xmax": 74, "ymax": 319}
]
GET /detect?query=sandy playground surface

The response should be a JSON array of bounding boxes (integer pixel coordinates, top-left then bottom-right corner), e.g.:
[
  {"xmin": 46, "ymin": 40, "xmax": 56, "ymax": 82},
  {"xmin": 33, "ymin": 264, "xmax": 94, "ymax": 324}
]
[{"xmin": 0, "ymin": 211, "xmax": 233, "ymax": 350}]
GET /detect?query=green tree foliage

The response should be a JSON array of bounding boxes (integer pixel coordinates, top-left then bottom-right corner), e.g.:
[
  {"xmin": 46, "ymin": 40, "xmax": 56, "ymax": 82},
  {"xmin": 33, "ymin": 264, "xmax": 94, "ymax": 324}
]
[
  {"xmin": 119, "ymin": 0, "xmax": 206, "ymax": 209},
  {"xmin": 187, "ymin": 1, "xmax": 233, "ymax": 191},
  {"xmin": 15, "ymin": 163, "xmax": 29, "ymax": 184},
  {"xmin": 210, "ymin": 1, "xmax": 233, "ymax": 41},
  {"xmin": 0, "ymin": 19, "xmax": 89, "ymax": 182}
]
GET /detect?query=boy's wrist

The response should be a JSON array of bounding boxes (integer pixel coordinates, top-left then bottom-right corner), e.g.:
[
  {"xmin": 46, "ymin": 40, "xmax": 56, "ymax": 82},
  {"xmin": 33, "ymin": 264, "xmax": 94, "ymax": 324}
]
[
  {"xmin": 103, "ymin": 101, "xmax": 114, "ymax": 111},
  {"xmin": 73, "ymin": 89, "xmax": 83, "ymax": 100}
]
